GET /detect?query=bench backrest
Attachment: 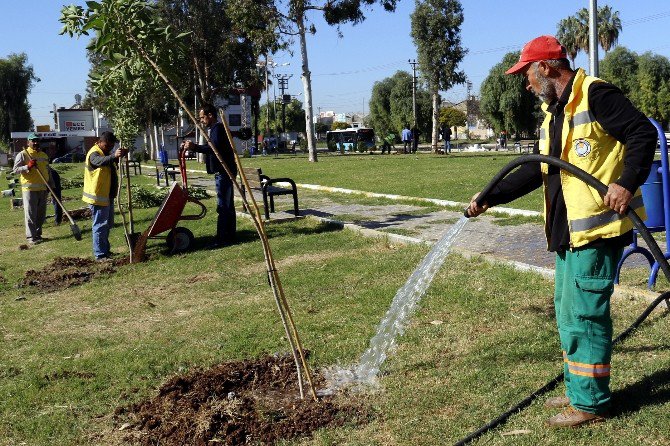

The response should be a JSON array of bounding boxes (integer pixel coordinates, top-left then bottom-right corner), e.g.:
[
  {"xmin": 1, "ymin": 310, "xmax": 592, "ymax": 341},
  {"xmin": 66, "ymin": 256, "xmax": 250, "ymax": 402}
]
[{"xmin": 241, "ymin": 167, "xmax": 264, "ymax": 189}]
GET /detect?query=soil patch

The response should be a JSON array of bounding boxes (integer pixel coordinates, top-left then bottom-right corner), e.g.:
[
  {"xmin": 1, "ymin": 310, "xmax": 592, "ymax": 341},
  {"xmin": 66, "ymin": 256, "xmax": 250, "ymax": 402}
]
[
  {"xmin": 20, "ymin": 256, "xmax": 128, "ymax": 291},
  {"xmin": 115, "ymin": 354, "xmax": 368, "ymax": 445},
  {"xmin": 68, "ymin": 207, "xmax": 92, "ymax": 220}
]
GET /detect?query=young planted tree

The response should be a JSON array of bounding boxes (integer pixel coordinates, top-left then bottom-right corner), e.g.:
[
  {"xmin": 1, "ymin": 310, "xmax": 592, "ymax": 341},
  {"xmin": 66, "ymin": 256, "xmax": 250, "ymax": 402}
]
[
  {"xmin": 0, "ymin": 53, "xmax": 39, "ymax": 141},
  {"xmin": 410, "ymin": 0, "xmax": 466, "ymax": 152},
  {"xmin": 60, "ymin": 0, "xmax": 317, "ymax": 400}
]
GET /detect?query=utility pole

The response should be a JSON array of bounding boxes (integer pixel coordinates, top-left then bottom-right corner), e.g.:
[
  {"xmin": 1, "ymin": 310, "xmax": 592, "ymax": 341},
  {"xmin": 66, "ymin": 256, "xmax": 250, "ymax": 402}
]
[
  {"xmin": 275, "ymin": 74, "xmax": 293, "ymax": 148},
  {"xmin": 408, "ymin": 59, "xmax": 419, "ymax": 152},
  {"xmin": 589, "ymin": 0, "xmax": 599, "ymax": 76},
  {"xmin": 408, "ymin": 59, "xmax": 418, "ymax": 130},
  {"xmin": 466, "ymin": 80, "xmax": 473, "ymax": 126}
]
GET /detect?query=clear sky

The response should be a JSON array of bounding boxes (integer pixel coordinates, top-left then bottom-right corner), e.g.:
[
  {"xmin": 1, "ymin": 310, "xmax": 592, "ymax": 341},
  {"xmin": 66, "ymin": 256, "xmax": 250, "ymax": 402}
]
[{"xmin": 2, "ymin": 1, "xmax": 669, "ymax": 127}]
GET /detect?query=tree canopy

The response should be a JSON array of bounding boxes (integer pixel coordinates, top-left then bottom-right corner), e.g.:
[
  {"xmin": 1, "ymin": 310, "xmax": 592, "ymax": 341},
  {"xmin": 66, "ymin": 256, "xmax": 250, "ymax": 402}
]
[
  {"xmin": 259, "ymin": 98, "xmax": 306, "ymax": 134},
  {"xmin": 411, "ymin": 0, "xmax": 466, "ymax": 151},
  {"xmin": 479, "ymin": 52, "xmax": 540, "ymax": 137},
  {"xmin": 368, "ymin": 71, "xmax": 431, "ymax": 140},
  {"xmin": 0, "ymin": 53, "xmax": 38, "ymax": 142}
]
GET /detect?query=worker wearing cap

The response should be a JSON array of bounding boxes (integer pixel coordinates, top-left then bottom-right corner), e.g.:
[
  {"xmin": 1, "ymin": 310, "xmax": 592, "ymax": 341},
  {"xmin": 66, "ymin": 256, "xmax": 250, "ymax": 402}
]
[
  {"xmin": 82, "ymin": 131, "xmax": 125, "ymax": 260},
  {"xmin": 13, "ymin": 133, "xmax": 50, "ymax": 245},
  {"xmin": 467, "ymin": 35, "xmax": 657, "ymax": 427}
]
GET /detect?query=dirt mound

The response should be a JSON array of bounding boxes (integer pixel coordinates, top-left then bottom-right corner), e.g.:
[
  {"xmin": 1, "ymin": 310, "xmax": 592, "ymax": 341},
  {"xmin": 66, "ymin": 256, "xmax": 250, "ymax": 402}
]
[
  {"xmin": 21, "ymin": 256, "xmax": 128, "ymax": 291},
  {"xmin": 68, "ymin": 207, "xmax": 92, "ymax": 220},
  {"xmin": 116, "ymin": 354, "xmax": 367, "ymax": 445}
]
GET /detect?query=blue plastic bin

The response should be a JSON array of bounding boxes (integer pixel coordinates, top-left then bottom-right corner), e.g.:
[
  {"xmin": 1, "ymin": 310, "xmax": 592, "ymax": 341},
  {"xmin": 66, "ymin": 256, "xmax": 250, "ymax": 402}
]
[{"xmin": 640, "ymin": 159, "xmax": 664, "ymax": 228}]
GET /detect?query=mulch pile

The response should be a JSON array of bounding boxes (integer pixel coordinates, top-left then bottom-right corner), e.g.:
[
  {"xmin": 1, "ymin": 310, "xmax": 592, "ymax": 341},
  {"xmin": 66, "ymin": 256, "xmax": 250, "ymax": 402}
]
[
  {"xmin": 115, "ymin": 354, "xmax": 367, "ymax": 445},
  {"xmin": 20, "ymin": 256, "xmax": 127, "ymax": 291}
]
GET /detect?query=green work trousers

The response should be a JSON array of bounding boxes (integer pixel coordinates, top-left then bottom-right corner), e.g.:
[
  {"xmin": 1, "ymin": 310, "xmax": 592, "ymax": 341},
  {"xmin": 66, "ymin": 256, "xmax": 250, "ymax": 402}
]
[{"xmin": 554, "ymin": 244, "xmax": 622, "ymax": 414}]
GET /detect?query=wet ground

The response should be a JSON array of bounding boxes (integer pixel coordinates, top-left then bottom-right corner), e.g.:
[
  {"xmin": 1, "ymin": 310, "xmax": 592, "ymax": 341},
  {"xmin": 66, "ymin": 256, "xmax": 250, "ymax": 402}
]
[
  {"xmin": 114, "ymin": 354, "xmax": 366, "ymax": 446},
  {"xmin": 20, "ymin": 256, "xmax": 128, "ymax": 292}
]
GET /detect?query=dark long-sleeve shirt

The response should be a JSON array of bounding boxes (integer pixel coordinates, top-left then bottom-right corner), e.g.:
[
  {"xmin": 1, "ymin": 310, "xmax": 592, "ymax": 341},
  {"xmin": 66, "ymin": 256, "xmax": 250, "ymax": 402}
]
[
  {"xmin": 190, "ymin": 121, "xmax": 237, "ymax": 177},
  {"xmin": 486, "ymin": 73, "xmax": 657, "ymax": 252},
  {"xmin": 89, "ymin": 151, "xmax": 118, "ymax": 200}
]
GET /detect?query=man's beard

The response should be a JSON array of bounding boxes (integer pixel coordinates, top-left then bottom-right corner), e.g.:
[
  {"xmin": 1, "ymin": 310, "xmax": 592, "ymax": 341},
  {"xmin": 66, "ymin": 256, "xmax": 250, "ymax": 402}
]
[{"xmin": 534, "ymin": 66, "xmax": 557, "ymax": 104}]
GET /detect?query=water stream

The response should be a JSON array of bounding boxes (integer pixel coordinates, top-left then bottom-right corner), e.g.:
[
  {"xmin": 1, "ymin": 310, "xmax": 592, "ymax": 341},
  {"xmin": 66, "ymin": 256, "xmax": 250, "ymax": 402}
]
[{"xmin": 322, "ymin": 215, "xmax": 470, "ymax": 393}]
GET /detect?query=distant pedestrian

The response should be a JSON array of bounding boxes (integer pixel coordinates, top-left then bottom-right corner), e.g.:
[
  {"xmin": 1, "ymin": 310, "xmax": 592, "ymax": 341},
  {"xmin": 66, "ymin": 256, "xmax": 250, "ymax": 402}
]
[
  {"xmin": 412, "ymin": 127, "xmax": 420, "ymax": 153},
  {"xmin": 441, "ymin": 126, "xmax": 452, "ymax": 154},
  {"xmin": 82, "ymin": 131, "xmax": 126, "ymax": 260},
  {"xmin": 13, "ymin": 133, "xmax": 50, "ymax": 245},
  {"xmin": 499, "ymin": 130, "xmax": 507, "ymax": 150},
  {"xmin": 401, "ymin": 125, "xmax": 412, "ymax": 154},
  {"xmin": 381, "ymin": 133, "xmax": 395, "ymax": 154}
]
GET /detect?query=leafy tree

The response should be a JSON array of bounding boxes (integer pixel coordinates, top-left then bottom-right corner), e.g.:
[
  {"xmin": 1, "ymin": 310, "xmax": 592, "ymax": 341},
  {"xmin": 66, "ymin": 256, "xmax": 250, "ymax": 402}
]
[
  {"xmin": 259, "ymin": 98, "xmax": 306, "ymax": 134},
  {"xmin": 276, "ymin": 0, "xmax": 398, "ymax": 163},
  {"xmin": 438, "ymin": 106, "xmax": 465, "ymax": 138},
  {"xmin": 480, "ymin": 52, "xmax": 540, "ymax": 137},
  {"xmin": 556, "ymin": 16, "xmax": 581, "ymax": 69},
  {"xmin": 331, "ymin": 121, "xmax": 349, "ymax": 130},
  {"xmin": 60, "ymin": 0, "xmax": 319, "ymax": 399},
  {"xmin": 634, "ymin": 52, "xmax": 670, "ymax": 128},
  {"xmin": 0, "ymin": 53, "xmax": 38, "ymax": 142},
  {"xmin": 411, "ymin": 0, "xmax": 466, "ymax": 152},
  {"xmin": 600, "ymin": 46, "xmax": 638, "ymax": 97},
  {"xmin": 597, "ymin": 5, "xmax": 622, "ymax": 53},
  {"xmin": 314, "ymin": 121, "xmax": 329, "ymax": 135},
  {"xmin": 368, "ymin": 70, "xmax": 432, "ymax": 140},
  {"xmin": 557, "ymin": 6, "xmax": 622, "ymax": 61},
  {"xmin": 368, "ymin": 76, "xmax": 395, "ymax": 138}
]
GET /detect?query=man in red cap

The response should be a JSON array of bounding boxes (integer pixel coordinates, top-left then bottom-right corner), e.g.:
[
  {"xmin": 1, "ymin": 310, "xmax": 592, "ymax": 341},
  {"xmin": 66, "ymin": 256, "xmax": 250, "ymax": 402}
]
[{"xmin": 467, "ymin": 35, "xmax": 657, "ymax": 427}]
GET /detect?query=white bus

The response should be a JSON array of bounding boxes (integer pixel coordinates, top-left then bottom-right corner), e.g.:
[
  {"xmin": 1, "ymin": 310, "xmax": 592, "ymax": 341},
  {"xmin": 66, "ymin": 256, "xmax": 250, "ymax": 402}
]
[{"xmin": 326, "ymin": 127, "xmax": 376, "ymax": 152}]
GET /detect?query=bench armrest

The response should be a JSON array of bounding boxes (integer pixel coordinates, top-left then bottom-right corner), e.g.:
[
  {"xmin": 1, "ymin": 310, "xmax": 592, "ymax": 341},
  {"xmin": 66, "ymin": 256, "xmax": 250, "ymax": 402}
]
[{"xmin": 265, "ymin": 177, "xmax": 297, "ymax": 188}]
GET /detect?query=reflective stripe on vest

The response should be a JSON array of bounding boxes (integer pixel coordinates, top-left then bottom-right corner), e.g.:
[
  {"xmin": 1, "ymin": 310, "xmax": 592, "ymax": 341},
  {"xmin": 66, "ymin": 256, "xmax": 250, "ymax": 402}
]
[{"xmin": 569, "ymin": 194, "xmax": 644, "ymax": 232}]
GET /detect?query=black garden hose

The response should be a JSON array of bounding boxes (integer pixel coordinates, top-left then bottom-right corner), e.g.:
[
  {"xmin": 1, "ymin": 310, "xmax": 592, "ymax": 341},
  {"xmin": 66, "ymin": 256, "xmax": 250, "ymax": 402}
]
[{"xmin": 455, "ymin": 154, "xmax": 670, "ymax": 445}]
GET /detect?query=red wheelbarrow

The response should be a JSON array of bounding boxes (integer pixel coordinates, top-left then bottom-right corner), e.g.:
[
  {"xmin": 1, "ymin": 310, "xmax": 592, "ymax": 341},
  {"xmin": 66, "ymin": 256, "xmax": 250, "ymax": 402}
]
[{"xmin": 132, "ymin": 152, "xmax": 207, "ymax": 262}]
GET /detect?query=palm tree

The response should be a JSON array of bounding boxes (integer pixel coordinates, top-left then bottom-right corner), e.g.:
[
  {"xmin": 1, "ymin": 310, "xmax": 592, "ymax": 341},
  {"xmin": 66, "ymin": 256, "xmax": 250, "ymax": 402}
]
[
  {"xmin": 598, "ymin": 5, "xmax": 622, "ymax": 53},
  {"xmin": 556, "ymin": 16, "xmax": 581, "ymax": 69},
  {"xmin": 575, "ymin": 8, "xmax": 591, "ymax": 55}
]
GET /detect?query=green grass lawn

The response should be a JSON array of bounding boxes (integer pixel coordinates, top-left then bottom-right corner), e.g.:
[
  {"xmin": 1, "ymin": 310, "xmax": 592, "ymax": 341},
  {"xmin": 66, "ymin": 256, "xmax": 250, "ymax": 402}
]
[{"xmin": 0, "ymin": 161, "xmax": 668, "ymax": 445}]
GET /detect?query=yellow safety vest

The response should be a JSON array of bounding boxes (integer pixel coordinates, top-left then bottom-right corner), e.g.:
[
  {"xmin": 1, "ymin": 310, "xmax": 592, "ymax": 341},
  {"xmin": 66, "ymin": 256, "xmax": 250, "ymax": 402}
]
[
  {"xmin": 20, "ymin": 148, "xmax": 50, "ymax": 192},
  {"xmin": 538, "ymin": 68, "xmax": 646, "ymax": 249},
  {"xmin": 82, "ymin": 144, "xmax": 112, "ymax": 206}
]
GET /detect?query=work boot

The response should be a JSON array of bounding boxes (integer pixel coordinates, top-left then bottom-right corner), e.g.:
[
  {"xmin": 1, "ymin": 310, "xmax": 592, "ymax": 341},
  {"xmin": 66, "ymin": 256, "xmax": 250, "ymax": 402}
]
[
  {"xmin": 547, "ymin": 406, "xmax": 608, "ymax": 428},
  {"xmin": 544, "ymin": 396, "xmax": 570, "ymax": 409}
]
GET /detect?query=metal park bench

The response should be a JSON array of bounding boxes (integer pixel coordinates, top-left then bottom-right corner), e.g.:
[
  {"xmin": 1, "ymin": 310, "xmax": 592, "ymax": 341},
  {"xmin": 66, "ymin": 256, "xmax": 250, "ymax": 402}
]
[{"xmin": 240, "ymin": 167, "xmax": 299, "ymax": 220}]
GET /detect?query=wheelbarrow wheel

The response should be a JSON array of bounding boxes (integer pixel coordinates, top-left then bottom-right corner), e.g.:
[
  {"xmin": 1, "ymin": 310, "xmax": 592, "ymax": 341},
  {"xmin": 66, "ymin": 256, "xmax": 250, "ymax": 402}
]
[{"xmin": 166, "ymin": 227, "xmax": 194, "ymax": 253}]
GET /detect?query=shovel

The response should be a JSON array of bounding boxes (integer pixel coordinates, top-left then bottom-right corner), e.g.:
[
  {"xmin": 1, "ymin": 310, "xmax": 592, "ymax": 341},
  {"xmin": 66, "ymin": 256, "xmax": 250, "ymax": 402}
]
[{"xmin": 25, "ymin": 152, "xmax": 82, "ymax": 241}]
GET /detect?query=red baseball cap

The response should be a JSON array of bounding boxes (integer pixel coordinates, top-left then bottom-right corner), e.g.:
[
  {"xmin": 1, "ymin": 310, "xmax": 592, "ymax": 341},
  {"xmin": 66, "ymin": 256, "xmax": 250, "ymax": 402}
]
[{"xmin": 505, "ymin": 35, "xmax": 567, "ymax": 75}]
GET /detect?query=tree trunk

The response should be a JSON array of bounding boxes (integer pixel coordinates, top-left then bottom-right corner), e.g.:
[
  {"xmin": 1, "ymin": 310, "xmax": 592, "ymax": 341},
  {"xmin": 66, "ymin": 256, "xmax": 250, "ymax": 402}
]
[
  {"xmin": 297, "ymin": 15, "xmax": 318, "ymax": 162},
  {"xmin": 431, "ymin": 90, "xmax": 440, "ymax": 153}
]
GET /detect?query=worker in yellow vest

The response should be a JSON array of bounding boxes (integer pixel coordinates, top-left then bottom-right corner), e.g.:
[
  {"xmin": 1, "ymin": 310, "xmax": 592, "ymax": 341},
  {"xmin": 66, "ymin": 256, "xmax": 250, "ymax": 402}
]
[
  {"xmin": 82, "ymin": 132, "xmax": 125, "ymax": 260},
  {"xmin": 467, "ymin": 36, "xmax": 657, "ymax": 427},
  {"xmin": 12, "ymin": 133, "xmax": 50, "ymax": 245}
]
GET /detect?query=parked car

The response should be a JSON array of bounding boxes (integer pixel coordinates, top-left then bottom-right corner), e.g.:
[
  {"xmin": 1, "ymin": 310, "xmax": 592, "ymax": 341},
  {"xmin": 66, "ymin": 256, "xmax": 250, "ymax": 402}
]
[{"xmin": 53, "ymin": 152, "xmax": 85, "ymax": 163}]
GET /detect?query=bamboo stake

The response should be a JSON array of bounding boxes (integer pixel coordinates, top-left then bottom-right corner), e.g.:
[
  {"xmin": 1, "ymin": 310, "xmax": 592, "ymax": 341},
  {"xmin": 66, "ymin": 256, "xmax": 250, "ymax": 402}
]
[
  {"xmin": 117, "ymin": 156, "xmax": 134, "ymax": 263},
  {"xmin": 123, "ymin": 30, "xmax": 318, "ymax": 400},
  {"xmin": 219, "ymin": 114, "xmax": 317, "ymax": 401}
]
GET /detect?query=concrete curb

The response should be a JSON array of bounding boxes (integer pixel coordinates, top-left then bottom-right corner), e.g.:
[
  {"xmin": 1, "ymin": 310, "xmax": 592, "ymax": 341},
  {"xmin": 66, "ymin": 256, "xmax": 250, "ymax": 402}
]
[{"xmin": 295, "ymin": 183, "xmax": 541, "ymax": 217}]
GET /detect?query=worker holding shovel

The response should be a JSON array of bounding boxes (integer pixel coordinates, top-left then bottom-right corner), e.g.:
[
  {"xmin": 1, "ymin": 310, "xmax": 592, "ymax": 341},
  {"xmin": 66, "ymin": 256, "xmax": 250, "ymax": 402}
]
[
  {"xmin": 12, "ymin": 133, "xmax": 50, "ymax": 245},
  {"xmin": 82, "ymin": 131, "xmax": 127, "ymax": 261}
]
